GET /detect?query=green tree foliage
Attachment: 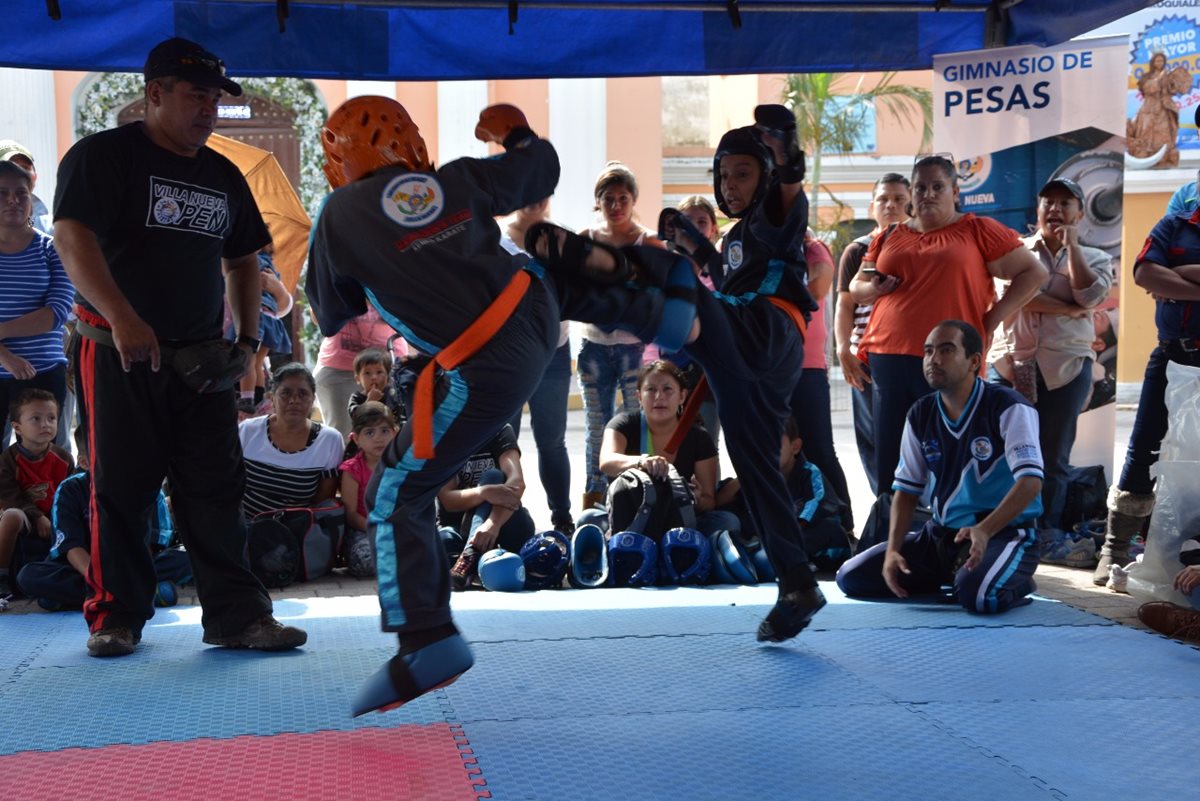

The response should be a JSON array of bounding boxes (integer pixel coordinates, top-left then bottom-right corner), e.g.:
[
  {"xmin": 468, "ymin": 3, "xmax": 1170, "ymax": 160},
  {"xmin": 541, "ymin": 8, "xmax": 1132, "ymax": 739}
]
[{"xmin": 781, "ymin": 72, "xmax": 933, "ymax": 238}]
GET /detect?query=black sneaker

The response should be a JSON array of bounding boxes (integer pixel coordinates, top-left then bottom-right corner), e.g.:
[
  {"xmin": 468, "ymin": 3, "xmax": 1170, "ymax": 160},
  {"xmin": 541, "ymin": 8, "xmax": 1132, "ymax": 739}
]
[
  {"xmin": 756, "ymin": 587, "xmax": 827, "ymax": 643},
  {"xmin": 450, "ymin": 546, "xmax": 479, "ymax": 592},
  {"xmin": 203, "ymin": 615, "xmax": 307, "ymax": 650},
  {"xmin": 87, "ymin": 627, "xmax": 141, "ymax": 657},
  {"xmin": 552, "ymin": 517, "xmax": 575, "ymax": 537},
  {"xmin": 0, "ymin": 574, "xmax": 13, "ymax": 598}
]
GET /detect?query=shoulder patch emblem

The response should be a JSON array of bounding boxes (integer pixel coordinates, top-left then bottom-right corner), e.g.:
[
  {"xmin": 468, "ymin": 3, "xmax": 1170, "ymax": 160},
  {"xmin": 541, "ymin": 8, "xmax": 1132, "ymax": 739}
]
[{"xmin": 727, "ymin": 240, "xmax": 744, "ymax": 271}]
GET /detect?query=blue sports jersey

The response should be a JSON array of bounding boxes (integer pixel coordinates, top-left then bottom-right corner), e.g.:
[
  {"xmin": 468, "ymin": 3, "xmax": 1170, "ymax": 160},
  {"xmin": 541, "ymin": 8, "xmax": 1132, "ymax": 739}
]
[{"xmin": 893, "ymin": 378, "xmax": 1044, "ymax": 529}]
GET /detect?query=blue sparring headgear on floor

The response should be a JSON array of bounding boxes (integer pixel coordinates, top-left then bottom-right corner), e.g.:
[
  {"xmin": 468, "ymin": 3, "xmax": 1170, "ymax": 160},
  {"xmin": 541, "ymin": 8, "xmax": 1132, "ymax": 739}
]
[
  {"xmin": 713, "ymin": 125, "xmax": 774, "ymax": 219},
  {"xmin": 714, "ymin": 529, "xmax": 758, "ymax": 585},
  {"xmin": 607, "ymin": 465, "xmax": 696, "ymax": 544},
  {"xmin": 752, "ymin": 547, "xmax": 776, "ymax": 582},
  {"xmin": 568, "ymin": 523, "xmax": 609, "ymax": 589},
  {"xmin": 660, "ymin": 527, "xmax": 712, "ymax": 585},
  {"xmin": 478, "ymin": 549, "xmax": 526, "ymax": 592},
  {"xmin": 519, "ymin": 530, "xmax": 570, "ymax": 590},
  {"xmin": 707, "ymin": 531, "xmax": 734, "ymax": 585},
  {"xmin": 608, "ymin": 530, "xmax": 659, "ymax": 587}
]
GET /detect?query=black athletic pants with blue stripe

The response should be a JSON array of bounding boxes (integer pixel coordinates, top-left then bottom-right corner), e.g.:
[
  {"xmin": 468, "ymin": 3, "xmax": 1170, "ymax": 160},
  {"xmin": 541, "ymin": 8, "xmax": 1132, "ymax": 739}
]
[{"xmin": 367, "ymin": 269, "xmax": 668, "ymax": 634}]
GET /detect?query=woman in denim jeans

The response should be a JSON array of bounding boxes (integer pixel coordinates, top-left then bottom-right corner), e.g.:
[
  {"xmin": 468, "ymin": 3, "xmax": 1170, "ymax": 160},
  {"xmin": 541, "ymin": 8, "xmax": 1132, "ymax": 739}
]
[{"xmin": 577, "ymin": 162, "xmax": 666, "ymax": 509}]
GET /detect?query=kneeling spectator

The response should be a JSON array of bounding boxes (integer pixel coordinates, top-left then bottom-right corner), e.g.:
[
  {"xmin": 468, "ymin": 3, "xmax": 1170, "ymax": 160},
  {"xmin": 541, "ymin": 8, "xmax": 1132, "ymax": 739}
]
[
  {"xmin": 17, "ymin": 465, "xmax": 191, "ymax": 610},
  {"xmin": 599, "ymin": 360, "xmax": 737, "ymax": 537},
  {"xmin": 240, "ymin": 363, "xmax": 343, "ymax": 519},
  {"xmin": 444, "ymin": 424, "xmax": 535, "ymax": 590},
  {"xmin": 836, "ymin": 321, "xmax": 1043, "ymax": 614},
  {"xmin": 717, "ymin": 418, "xmax": 851, "ymax": 572},
  {"xmin": 0, "ymin": 390, "xmax": 72, "ymax": 600},
  {"xmin": 339, "ymin": 402, "xmax": 399, "ymax": 577}
]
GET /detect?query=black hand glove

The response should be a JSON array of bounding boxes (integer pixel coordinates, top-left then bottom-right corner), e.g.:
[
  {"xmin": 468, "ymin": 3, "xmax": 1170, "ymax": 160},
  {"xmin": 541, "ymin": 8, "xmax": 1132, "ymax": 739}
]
[{"xmin": 754, "ymin": 103, "xmax": 805, "ymax": 184}]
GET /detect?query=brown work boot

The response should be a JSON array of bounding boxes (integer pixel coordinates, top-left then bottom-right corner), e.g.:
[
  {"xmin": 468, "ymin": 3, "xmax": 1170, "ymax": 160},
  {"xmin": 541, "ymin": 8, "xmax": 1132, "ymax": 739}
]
[
  {"xmin": 203, "ymin": 615, "xmax": 307, "ymax": 651},
  {"xmin": 450, "ymin": 546, "xmax": 480, "ymax": 592},
  {"xmin": 1093, "ymin": 487, "xmax": 1154, "ymax": 586},
  {"xmin": 87, "ymin": 626, "xmax": 140, "ymax": 658},
  {"xmin": 1137, "ymin": 602, "xmax": 1200, "ymax": 644}
]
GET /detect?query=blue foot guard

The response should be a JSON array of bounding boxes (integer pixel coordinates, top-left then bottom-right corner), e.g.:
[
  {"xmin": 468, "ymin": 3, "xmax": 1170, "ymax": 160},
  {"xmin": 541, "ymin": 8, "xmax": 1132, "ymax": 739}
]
[{"xmin": 351, "ymin": 634, "xmax": 475, "ymax": 716}]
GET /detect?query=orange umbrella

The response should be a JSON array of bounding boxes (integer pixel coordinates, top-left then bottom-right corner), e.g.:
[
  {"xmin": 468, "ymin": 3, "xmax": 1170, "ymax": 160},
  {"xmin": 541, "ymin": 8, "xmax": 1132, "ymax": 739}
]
[{"xmin": 207, "ymin": 133, "xmax": 311, "ymax": 293}]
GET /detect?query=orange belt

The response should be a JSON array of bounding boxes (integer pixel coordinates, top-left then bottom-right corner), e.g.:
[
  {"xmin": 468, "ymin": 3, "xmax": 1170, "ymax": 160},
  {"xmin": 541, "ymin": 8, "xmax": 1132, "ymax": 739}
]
[
  {"xmin": 412, "ymin": 270, "xmax": 532, "ymax": 460},
  {"xmin": 767, "ymin": 296, "xmax": 809, "ymax": 339}
]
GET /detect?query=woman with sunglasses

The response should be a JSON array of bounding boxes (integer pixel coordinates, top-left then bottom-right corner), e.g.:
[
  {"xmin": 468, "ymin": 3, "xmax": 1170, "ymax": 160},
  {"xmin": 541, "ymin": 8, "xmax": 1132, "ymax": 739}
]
[{"xmin": 848, "ymin": 154, "xmax": 1045, "ymax": 498}]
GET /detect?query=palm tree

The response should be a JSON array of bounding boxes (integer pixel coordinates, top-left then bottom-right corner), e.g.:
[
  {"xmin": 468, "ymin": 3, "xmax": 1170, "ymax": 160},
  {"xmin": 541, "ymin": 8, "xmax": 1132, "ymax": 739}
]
[{"xmin": 781, "ymin": 72, "xmax": 933, "ymax": 230}]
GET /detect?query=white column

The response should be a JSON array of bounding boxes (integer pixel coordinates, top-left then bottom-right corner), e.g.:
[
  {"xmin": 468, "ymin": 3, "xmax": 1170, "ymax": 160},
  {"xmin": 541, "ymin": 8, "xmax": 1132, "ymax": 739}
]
[
  {"xmin": 549, "ymin": 78, "xmax": 607, "ymax": 233},
  {"xmin": 346, "ymin": 80, "xmax": 397, "ymax": 100},
  {"xmin": 0, "ymin": 68, "xmax": 59, "ymax": 206},
  {"xmin": 437, "ymin": 80, "xmax": 489, "ymax": 164}
]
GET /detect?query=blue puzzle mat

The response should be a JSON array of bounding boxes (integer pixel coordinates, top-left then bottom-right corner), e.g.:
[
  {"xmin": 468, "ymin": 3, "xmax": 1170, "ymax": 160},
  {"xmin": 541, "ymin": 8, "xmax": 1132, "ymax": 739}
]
[{"xmin": 2, "ymin": 583, "xmax": 1198, "ymax": 800}]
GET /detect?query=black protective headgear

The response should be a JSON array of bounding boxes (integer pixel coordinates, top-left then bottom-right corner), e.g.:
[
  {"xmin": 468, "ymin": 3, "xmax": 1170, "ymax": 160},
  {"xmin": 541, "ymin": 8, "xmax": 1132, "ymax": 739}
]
[{"xmin": 713, "ymin": 126, "xmax": 774, "ymax": 219}]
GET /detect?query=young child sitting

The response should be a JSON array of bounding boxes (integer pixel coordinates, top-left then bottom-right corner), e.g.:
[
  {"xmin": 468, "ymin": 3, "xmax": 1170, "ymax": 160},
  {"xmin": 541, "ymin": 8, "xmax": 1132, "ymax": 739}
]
[
  {"xmin": 717, "ymin": 418, "xmax": 852, "ymax": 573},
  {"xmin": 234, "ymin": 244, "xmax": 293, "ymax": 417},
  {"xmin": 339, "ymin": 401, "xmax": 399, "ymax": 578},
  {"xmin": 0, "ymin": 389, "xmax": 74, "ymax": 601},
  {"xmin": 347, "ymin": 348, "xmax": 407, "ymax": 427},
  {"xmin": 17, "ymin": 461, "xmax": 192, "ymax": 611}
]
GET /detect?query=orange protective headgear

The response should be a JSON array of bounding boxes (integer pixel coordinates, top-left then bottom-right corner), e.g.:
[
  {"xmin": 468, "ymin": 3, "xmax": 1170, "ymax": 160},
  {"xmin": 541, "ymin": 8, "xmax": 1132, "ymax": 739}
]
[{"xmin": 321, "ymin": 96, "xmax": 432, "ymax": 189}]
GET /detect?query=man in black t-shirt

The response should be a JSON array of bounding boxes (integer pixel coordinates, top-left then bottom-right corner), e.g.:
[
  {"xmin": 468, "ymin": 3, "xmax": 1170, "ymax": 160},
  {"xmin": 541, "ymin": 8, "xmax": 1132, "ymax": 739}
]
[{"xmin": 53, "ymin": 37, "xmax": 305, "ymax": 658}]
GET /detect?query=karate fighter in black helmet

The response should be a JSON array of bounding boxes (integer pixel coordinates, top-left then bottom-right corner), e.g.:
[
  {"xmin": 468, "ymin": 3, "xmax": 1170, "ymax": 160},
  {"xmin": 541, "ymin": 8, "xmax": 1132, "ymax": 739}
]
[
  {"xmin": 306, "ymin": 98, "xmax": 698, "ymax": 715},
  {"xmin": 661, "ymin": 105, "xmax": 827, "ymax": 641}
]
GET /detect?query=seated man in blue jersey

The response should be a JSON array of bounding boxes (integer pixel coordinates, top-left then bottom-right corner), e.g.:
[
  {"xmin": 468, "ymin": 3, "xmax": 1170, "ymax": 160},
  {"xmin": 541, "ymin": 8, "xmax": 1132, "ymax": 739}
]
[{"xmin": 836, "ymin": 320, "xmax": 1043, "ymax": 614}]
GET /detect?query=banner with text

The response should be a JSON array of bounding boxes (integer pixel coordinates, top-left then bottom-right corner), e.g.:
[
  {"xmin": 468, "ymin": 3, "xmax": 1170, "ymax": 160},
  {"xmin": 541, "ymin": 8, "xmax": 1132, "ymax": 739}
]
[{"xmin": 933, "ymin": 35, "xmax": 1126, "ymax": 480}]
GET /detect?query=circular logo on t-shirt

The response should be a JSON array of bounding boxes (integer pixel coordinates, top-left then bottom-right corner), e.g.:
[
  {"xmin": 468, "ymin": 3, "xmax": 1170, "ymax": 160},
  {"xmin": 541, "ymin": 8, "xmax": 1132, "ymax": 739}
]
[
  {"xmin": 153, "ymin": 197, "xmax": 183, "ymax": 225},
  {"xmin": 971, "ymin": 436, "xmax": 994, "ymax": 461},
  {"xmin": 381, "ymin": 173, "xmax": 444, "ymax": 228},
  {"xmin": 727, "ymin": 240, "xmax": 744, "ymax": 272}
]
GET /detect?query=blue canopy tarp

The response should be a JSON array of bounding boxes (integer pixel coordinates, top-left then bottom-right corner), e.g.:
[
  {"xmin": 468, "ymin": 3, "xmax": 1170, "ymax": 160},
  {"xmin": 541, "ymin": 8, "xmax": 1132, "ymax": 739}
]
[{"xmin": 2, "ymin": 1, "xmax": 1154, "ymax": 79}]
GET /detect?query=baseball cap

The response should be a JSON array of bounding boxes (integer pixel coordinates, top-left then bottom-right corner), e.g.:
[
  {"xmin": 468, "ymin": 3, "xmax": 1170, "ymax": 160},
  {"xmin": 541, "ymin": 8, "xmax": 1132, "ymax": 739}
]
[
  {"xmin": 143, "ymin": 37, "xmax": 242, "ymax": 97},
  {"xmin": 0, "ymin": 140, "xmax": 34, "ymax": 165},
  {"xmin": 1038, "ymin": 177, "xmax": 1084, "ymax": 204}
]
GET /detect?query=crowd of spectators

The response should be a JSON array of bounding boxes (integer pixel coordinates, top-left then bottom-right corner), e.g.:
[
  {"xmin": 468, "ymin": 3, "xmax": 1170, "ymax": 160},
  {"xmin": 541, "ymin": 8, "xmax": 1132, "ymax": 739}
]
[{"xmin": 7, "ymin": 59, "xmax": 1198, "ymax": 650}]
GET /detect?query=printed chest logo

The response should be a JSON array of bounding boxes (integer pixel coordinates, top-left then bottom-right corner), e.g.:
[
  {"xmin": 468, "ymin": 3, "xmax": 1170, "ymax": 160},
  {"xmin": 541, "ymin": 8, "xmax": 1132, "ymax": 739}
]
[
  {"xmin": 922, "ymin": 438, "xmax": 942, "ymax": 467},
  {"xmin": 727, "ymin": 240, "xmax": 744, "ymax": 271},
  {"xmin": 382, "ymin": 173, "xmax": 444, "ymax": 228},
  {"xmin": 146, "ymin": 177, "xmax": 229, "ymax": 239},
  {"xmin": 971, "ymin": 436, "xmax": 994, "ymax": 461}
]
